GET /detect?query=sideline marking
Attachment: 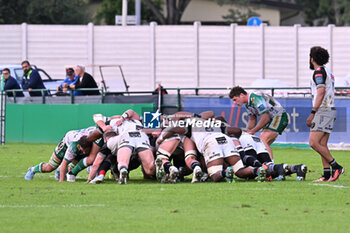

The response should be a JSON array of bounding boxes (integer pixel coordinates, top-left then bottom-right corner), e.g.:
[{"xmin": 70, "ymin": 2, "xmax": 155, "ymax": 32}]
[
  {"xmin": 0, "ymin": 204, "xmax": 106, "ymax": 208},
  {"xmin": 311, "ymin": 183, "xmax": 350, "ymax": 189}
]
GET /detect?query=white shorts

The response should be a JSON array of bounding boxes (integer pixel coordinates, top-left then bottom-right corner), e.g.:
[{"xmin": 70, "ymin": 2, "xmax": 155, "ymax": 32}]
[
  {"xmin": 311, "ymin": 108, "xmax": 336, "ymax": 134},
  {"xmin": 118, "ymin": 131, "xmax": 151, "ymax": 152},
  {"xmin": 239, "ymin": 134, "xmax": 268, "ymax": 155},
  {"xmin": 203, "ymin": 134, "xmax": 239, "ymax": 164}
]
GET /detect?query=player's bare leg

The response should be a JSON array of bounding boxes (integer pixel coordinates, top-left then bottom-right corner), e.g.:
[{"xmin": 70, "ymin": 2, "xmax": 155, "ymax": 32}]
[
  {"xmin": 260, "ymin": 129, "xmax": 278, "ymax": 161},
  {"xmin": 183, "ymin": 137, "xmax": 203, "ymax": 183},
  {"xmin": 117, "ymin": 147, "xmax": 132, "ymax": 184}
]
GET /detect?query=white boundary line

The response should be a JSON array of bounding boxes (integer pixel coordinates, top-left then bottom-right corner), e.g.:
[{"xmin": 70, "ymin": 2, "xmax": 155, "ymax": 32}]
[
  {"xmin": 311, "ymin": 183, "xmax": 350, "ymax": 189},
  {"xmin": 0, "ymin": 204, "xmax": 106, "ymax": 208}
]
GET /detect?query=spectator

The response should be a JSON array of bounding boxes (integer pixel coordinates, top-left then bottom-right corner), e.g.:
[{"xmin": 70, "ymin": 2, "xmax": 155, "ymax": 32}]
[
  {"xmin": 1, "ymin": 68, "xmax": 24, "ymax": 97},
  {"xmin": 56, "ymin": 67, "xmax": 81, "ymax": 96},
  {"xmin": 70, "ymin": 65, "xmax": 100, "ymax": 95},
  {"xmin": 21, "ymin": 60, "xmax": 48, "ymax": 96}
]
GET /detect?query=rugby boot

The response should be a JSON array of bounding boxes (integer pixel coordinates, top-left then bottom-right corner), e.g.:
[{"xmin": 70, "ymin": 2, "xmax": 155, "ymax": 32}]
[
  {"xmin": 276, "ymin": 163, "xmax": 288, "ymax": 181},
  {"xmin": 119, "ymin": 168, "xmax": 128, "ymax": 184},
  {"xmin": 313, "ymin": 176, "xmax": 329, "ymax": 182},
  {"xmin": 54, "ymin": 169, "xmax": 60, "ymax": 181},
  {"xmin": 155, "ymin": 157, "xmax": 165, "ymax": 181},
  {"xmin": 225, "ymin": 167, "xmax": 234, "ymax": 183},
  {"xmin": 296, "ymin": 164, "xmax": 308, "ymax": 181},
  {"xmin": 95, "ymin": 174, "xmax": 105, "ymax": 184},
  {"xmin": 328, "ymin": 167, "xmax": 345, "ymax": 182},
  {"xmin": 24, "ymin": 166, "xmax": 35, "ymax": 180},
  {"xmin": 168, "ymin": 166, "xmax": 179, "ymax": 184},
  {"xmin": 67, "ymin": 172, "xmax": 76, "ymax": 182},
  {"xmin": 191, "ymin": 166, "xmax": 203, "ymax": 183},
  {"xmin": 257, "ymin": 167, "xmax": 267, "ymax": 182}
]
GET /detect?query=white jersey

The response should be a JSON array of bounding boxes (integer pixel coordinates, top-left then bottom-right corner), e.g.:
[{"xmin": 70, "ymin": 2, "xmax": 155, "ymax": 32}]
[
  {"xmin": 110, "ymin": 118, "xmax": 143, "ymax": 135},
  {"xmin": 239, "ymin": 132, "xmax": 268, "ymax": 155},
  {"xmin": 311, "ymin": 66, "xmax": 335, "ymax": 108},
  {"xmin": 185, "ymin": 118, "xmax": 223, "ymax": 153},
  {"xmin": 63, "ymin": 126, "xmax": 96, "ymax": 146}
]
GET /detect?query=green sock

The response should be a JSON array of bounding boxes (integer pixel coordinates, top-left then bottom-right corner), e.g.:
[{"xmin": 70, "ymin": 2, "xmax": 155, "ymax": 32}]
[
  {"xmin": 33, "ymin": 162, "xmax": 44, "ymax": 173},
  {"xmin": 71, "ymin": 158, "xmax": 87, "ymax": 176}
]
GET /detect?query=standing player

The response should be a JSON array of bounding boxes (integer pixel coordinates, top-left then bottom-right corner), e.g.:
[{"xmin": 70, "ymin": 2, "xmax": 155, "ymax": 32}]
[
  {"xmin": 307, "ymin": 46, "xmax": 344, "ymax": 182},
  {"xmin": 229, "ymin": 86, "xmax": 289, "ymax": 160}
]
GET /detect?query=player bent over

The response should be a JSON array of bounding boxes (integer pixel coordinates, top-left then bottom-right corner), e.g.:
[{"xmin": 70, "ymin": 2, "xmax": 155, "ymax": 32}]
[
  {"xmin": 24, "ymin": 127, "xmax": 97, "ymax": 181},
  {"xmin": 155, "ymin": 133, "xmax": 203, "ymax": 183},
  {"xmin": 94, "ymin": 109, "xmax": 155, "ymax": 184},
  {"xmin": 229, "ymin": 86, "xmax": 289, "ymax": 161},
  {"xmin": 158, "ymin": 117, "xmax": 266, "ymax": 182},
  {"xmin": 238, "ymin": 132, "xmax": 307, "ymax": 181}
]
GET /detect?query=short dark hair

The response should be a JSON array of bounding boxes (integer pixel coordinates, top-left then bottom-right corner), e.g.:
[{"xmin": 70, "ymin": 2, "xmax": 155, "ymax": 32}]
[
  {"xmin": 310, "ymin": 46, "xmax": 329, "ymax": 66},
  {"xmin": 78, "ymin": 135, "xmax": 92, "ymax": 149},
  {"xmin": 229, "ymin": 86, "xmax": 247, "ymax": 99},
  {"xmin": 103, "ymin": 130, "xmax": 117, "ymax": 141},
  {"xmin": 2, "ymin": 68, "xmax": 10, "ymax": 74},
  {"xmin": 21, "ymin": 60, "xmax": 30, "ymax": 66}
]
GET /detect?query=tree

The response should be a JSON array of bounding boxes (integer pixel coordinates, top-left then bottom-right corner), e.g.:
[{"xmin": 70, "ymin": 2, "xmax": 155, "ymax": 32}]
[
  {"xmin": 215, "ymin": 0, "xmax": 260, "ymax": 24},
  {"xmin": 95, "ymin": 0, "xmax": 163, "ymax": 25},
  {"xmin": 297, "ymin": 0, "xmax": 350, "ymax": 26},
  {"xmin": 0, "ymin": 0, "xmax": 91, "ymax": 24},
  {"xmin": 143, "ymin": 0, "xmax": 191, "ymax": 25}
]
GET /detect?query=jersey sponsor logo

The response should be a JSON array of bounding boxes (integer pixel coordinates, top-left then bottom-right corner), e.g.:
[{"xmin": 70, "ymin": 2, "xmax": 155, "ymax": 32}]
[
  {"xmin": 128, "ymin": 132, "xmax": 141, "ymax": 137},
  {"xmin": 257, "ymin": 104, "xmax": 265, "ymax": 112},
  {"xmin": 315, "ymin": 76, "xmax": 324, "ymax": 85},
  {"xmin": 215, "ymin": 136, "xmax": 227, "ymax": 144},
  {"xmin": 315, "ymin": 74, "xmax": 323, "ymax": 78}
]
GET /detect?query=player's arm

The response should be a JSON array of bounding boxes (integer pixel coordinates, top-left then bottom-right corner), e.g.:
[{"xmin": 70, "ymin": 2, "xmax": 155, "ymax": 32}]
[
  {"xmin": 307, "ymin": 70, "xmax": 327, "ymax": 127},
  {"xmin": 87, "ymin": 152, "xmax": 105, "ymax": 183},
  {"xmin": 226, "ymin": 126, "xmax": 242, "ymax": 138},
  {"xmin": 93, "ymin": 114, "xmax": 112, "ymax": 132},
  {"xmin": 157, "ymin": 126, "xmax": 186, "ymax": 144},
  {"xmin": 59, "ymin": 145, "xmax": 75, "ymax": 182},
  {"xmin": 121, "ymin": 109, "xmax": 140, "ymax": 120},
  {"xmin": 247, "ymin": 114, "xmax": 257, "ymax": 130},
  {"xmin": 59, "ymin": 159, "xmax": 70, "ymax": 182},
  {"xmin": 249, "ymin": 112, "xmax": 270, "ymax": 135}
]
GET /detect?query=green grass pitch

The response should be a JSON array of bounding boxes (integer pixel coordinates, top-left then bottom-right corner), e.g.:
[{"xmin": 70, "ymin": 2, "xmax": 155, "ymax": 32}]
[{"xmin": 0, "ymin": 143, "xmax": 349, "ymax": 233}]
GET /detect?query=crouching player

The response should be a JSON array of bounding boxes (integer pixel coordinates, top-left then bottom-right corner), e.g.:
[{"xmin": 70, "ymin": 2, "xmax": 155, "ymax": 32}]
[
  {"xmin": 94, "ymin": 109, "xmax": 155, "ymax": 184},
  {"xmin": 238, "ymin": 132, "xmax": 307, "ymax": 181},
  {"xmin": 24, "ymin": 127, "xmax": 97, "ymax": 181},
  {"xmin": 155, "ymin": 133, "xmax": 203, "ymax": 183},
  {"xmin": 158, "ymin": 117, "xmax": 266, "ymax": 182}
]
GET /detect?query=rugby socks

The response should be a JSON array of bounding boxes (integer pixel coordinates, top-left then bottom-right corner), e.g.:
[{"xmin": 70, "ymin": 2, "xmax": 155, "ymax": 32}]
[
  {"xmin": 329, "ymin": 159, "xmax": 342, "ymax": 170},
  {"xmin": 243, "ymin": 155, "xmax": 262, "ymax": 167},
  {"xmin": 257, "ymin": 152, "xmax": 272, "ymax": 163},
  {"xmin": 190, "ymin": 161, "xmax": 201, "ymax": 170},
  {"xmin": 98, "ymin": 170, "xmax": 106, "ymax": 176},
  {"xmin": 163, "ymin": 162, "xmax": 172, "ymax": 174},
  {"xmin": 33, "ymin": 162, "xmax": 44, "ymax": 173},
  {"xmin": 323, "ymin": 168, "xmax": 331, "ymax": 180},
  {"xmin": 236, "ymin": 146, "xmax": 245, "ymax": 160},
  {"xmin": 70, "ymin": 158, "xmax": 88, "ymax": 176},
  {"xmin": 221, "ymin": 170, "xmax": 226, "ymax": 177}
]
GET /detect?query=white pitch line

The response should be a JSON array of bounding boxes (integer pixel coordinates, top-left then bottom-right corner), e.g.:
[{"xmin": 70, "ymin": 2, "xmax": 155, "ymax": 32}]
[
  {"xmin": 311, "ymin": 183, "xmax": 350, "ymax": 189},
  {"xmin": 0, "ymin": 204, "xmax": 106, "ymax": 208}
]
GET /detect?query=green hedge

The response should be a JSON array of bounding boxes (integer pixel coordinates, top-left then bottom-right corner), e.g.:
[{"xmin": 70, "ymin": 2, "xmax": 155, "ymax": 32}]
[{"xmin": 5, "ymin": 103, "xmax": 154, "ymax": 143}]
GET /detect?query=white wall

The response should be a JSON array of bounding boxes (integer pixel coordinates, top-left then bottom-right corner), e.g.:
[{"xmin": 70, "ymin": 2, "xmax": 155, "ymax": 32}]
[{"xmin": 0, "ymin": 23, "xmax": 349, "ymax": 92}]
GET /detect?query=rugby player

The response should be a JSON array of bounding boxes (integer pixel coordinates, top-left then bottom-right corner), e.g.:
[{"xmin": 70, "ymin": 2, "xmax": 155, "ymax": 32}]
[
  {"xmin": 307, "ymin": 46, "xmax": 344, "ymax": 182},
  {"xmin": 94, "ymin": 109, "xmax": 155, "ymax": 184},
  {"xmin": 158, "ymin": 117, "xmax": 266, "ymax": 182},
  {"xmin": 24, "ymin": 127, "xmax": 97, "ymax": 181},
  {"xmin": 229, "ymin": 86, "xmax": 289, "ymax": 160}
]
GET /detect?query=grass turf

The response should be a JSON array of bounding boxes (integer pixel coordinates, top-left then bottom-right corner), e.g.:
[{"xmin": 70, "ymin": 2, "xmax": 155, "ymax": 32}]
[{"xmin": 0, "ymin": 143, "xmax": 349, "ymax": 233}]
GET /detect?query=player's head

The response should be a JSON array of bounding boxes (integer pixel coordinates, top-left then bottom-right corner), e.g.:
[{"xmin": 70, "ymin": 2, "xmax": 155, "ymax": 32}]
[
  {"xmin": 103, "ymin": 130, "xmax": 117, "ymax": 143},
  {"xmin": 309, "ymin": 46, "xmax": 329, "ymax": 70},
  {"xmin": 77, "ymin": 135, "xmax": 93, "ymax": 155},
  {"xmin": 229, "ymin": 86, "xmax": 247, "ymax": 106}
]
